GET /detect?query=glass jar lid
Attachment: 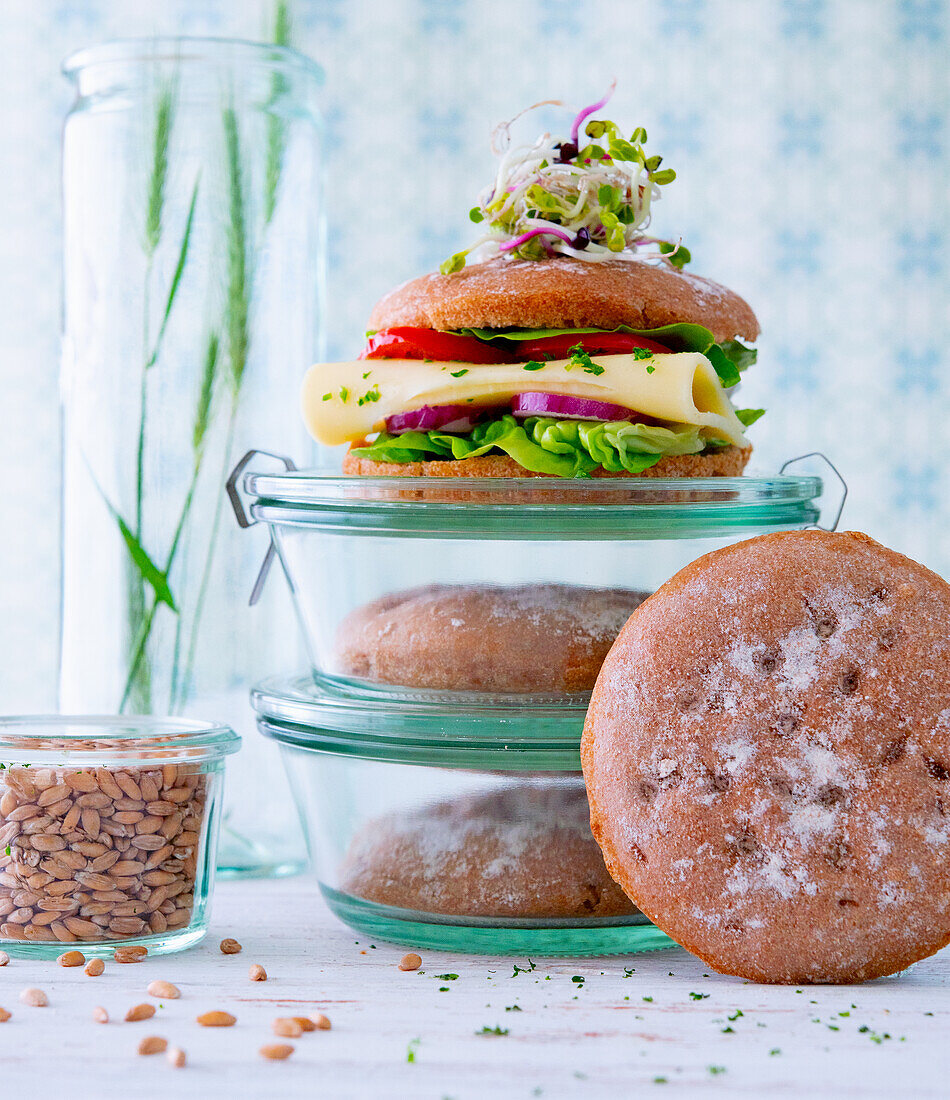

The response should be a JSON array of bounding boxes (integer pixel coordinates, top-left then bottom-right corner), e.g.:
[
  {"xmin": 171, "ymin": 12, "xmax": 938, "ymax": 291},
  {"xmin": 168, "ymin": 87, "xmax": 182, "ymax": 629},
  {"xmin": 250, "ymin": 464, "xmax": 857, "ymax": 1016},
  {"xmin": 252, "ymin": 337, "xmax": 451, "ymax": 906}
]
[
  {"xmin": 0, "ymin": 716, "xmax": 240, "ymax": 767},
  {"xmin": 253, "ymin": 675, "xmax": 586, "ymax": 770},
  {"xmin": 243, "ymin": 469, "xmax": 823, "ymax": 540}
]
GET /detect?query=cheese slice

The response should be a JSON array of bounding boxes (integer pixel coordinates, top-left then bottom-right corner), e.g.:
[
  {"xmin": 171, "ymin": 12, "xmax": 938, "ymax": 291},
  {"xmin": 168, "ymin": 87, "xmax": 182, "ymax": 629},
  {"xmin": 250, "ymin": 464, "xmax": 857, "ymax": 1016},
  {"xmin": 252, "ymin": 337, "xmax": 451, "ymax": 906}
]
[{"xmin": 301, "ymin": 352, "xmax": 748, "ymax": 448}]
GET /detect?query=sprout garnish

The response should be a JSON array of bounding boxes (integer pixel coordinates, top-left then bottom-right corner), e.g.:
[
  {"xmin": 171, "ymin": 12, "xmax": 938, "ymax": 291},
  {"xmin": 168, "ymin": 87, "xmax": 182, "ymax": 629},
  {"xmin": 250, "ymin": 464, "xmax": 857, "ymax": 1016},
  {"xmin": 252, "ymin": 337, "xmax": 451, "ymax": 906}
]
[{"xmin": 442, "ymin": 83, "xmax": 689, "ymax": 274}]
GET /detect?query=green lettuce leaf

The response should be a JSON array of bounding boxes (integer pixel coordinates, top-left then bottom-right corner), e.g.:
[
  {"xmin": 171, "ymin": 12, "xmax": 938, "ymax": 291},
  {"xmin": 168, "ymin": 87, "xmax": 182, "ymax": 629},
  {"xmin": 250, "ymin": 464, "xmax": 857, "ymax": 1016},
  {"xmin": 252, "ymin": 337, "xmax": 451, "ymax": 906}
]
[
  {"xmin": 350, "ymin": 414, "xmax": 723, "ymax": 479},
  {"xmin": 702, "ymin": 345, "xmax": 739, "ymax": 388},
  {"xmin": 719, "ymin": 338, "xmax": 758, "ymax": 372},
  {"xmin": 456, "ymin": 324, "xmax": 755, "ymax": 390},
  {"xmin": 459, "ymin": 322, "xmax": 716, "ymax": 349}
]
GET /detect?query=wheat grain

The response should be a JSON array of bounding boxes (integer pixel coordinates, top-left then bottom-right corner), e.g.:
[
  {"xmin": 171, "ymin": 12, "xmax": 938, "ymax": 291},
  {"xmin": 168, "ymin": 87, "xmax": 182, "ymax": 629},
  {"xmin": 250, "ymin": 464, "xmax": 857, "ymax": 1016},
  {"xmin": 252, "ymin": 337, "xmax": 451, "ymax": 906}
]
[{"xmin": 259, "ymin": 1044, "xmax": 294, "ymax": 1061}]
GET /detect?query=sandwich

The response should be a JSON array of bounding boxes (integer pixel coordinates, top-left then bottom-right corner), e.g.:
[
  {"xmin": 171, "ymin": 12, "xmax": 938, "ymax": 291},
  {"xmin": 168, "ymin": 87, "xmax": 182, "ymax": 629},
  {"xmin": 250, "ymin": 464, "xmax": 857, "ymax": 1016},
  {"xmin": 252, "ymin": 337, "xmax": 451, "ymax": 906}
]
[{"xmin": 302, "ymin": 89, "xmax": 764, "ymax": 479}]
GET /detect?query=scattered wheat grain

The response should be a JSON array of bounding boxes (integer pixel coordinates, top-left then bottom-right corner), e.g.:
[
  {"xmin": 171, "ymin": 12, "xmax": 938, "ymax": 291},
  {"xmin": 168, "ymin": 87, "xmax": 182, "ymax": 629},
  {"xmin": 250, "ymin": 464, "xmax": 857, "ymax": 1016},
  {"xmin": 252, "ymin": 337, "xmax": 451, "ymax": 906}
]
[{"xmin": 260, "ymin": 1044, "xmax": 294, "ymax": 1061}]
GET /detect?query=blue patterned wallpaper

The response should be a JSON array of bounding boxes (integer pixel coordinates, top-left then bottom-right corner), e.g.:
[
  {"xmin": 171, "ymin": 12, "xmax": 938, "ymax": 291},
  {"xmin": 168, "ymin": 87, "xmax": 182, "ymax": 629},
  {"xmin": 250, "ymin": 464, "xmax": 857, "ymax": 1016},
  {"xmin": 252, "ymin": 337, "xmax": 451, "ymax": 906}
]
[{"xmin": 1, "ymin": 0, "xmax": 948, "ymax": 709}]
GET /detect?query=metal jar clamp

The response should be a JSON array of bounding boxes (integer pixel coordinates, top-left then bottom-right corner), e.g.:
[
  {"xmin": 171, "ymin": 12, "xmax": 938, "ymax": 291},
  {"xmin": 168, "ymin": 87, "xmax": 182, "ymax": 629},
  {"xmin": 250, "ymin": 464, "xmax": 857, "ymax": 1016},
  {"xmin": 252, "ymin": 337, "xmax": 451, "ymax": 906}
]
[
  {"xmin": 226, "ymin": 449, "xmax": 297, "ymax": 606},
  {"xmin": 779, "ymin": 451, "xmax": 847, "ymax": 531}
]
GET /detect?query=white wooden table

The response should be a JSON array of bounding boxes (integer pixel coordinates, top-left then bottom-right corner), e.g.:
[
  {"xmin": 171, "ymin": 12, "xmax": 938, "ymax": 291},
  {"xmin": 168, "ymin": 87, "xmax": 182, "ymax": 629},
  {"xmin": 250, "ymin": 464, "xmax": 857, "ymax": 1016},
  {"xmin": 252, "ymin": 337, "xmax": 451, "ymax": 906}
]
[{"xmin": 0, "ymin": 874, "xmax": 947, "ymax": 1098}]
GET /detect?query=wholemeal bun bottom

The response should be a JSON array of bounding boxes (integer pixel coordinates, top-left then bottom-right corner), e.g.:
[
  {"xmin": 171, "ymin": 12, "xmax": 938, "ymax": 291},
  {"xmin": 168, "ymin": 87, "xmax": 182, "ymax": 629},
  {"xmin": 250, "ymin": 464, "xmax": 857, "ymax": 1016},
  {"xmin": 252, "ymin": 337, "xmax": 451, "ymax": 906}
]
[
  {"xmin": 343, "ymin": 444, "xmax": 751, "ymax": 481},
  {"xmin": 338, "ymin": 782, "xmax": 638, "ymax": 919},
  {"xmin": 335, "ymin": 582, "xmax": 650, "ymax": 694}
]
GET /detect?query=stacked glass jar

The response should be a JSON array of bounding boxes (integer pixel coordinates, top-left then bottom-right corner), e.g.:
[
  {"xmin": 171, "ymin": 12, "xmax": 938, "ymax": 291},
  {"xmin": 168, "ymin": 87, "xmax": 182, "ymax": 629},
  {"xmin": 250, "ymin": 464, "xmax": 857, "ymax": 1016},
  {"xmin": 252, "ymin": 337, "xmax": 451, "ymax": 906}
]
[{"xmin": 233, "ymin": 466, "xmax": 830, "ymax": 955}]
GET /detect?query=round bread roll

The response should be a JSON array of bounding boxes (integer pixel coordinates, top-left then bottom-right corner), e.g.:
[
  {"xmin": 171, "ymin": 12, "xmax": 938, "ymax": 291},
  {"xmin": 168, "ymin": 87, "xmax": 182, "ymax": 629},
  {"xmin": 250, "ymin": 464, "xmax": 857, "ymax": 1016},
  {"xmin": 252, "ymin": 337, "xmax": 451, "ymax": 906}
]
[
  {"xmin": 339, "ymin": 781, "xmax": 638, "ymax": 918},
  {"xmin": 335, "ymin": 583, "xmax": 649, "ymax": 693},
  {"xmin": 583, "ymin": 530, "xmax": 950, "ymax": 984},
  {"xmin": 369, "ymin": 256, "xmax": 759, "ymax": 345},
  {"xmin": 343, "ymin": 445, "xmax": 750, "ymax": 481}
]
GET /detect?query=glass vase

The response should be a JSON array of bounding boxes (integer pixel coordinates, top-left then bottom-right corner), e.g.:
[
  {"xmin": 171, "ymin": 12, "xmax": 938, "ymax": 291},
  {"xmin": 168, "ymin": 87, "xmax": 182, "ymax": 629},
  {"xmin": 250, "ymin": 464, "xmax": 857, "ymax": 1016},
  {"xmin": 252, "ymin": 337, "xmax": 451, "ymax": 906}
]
[{"xmin": 59, "ymin": 37, "xmax": 324, "ymax": 877}]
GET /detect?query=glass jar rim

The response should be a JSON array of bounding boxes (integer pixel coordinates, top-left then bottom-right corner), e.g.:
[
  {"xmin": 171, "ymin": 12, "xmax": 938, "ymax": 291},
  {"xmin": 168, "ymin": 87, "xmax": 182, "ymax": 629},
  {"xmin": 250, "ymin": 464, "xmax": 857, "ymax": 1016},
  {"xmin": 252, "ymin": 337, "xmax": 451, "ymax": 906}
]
[
  {"xmin": 244, "ymin": 468, "xmax": 823, "ymax": 540},
  {"xmin": 0, "ymin": 715, "xmax": 240, "ymax": 766},
  {"xmin": 253, "ymin": 674, "xmax": 586, "ymax": 755},
  {"xmin": 259, "ymin": 715, "xmax": 584, "ymax": 772},
  {"xmin": 63, "ymin": 36, "xmax": 324, "ymax": 86}
]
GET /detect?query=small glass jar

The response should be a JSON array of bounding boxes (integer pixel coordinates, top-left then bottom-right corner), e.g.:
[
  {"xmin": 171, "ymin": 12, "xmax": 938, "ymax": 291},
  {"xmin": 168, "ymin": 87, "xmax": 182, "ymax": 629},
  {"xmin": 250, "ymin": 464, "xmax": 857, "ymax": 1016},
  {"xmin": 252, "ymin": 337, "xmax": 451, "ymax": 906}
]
[
  {"xmin": 254, "ymin": 675, "xmax": 672, "ymax": 956},
  {"xmin": 235, "ymin": 469, "xmax": 824, "ymax": 701},
  {"xmin": 0, "ymin": 717, "xmax": 238, "ymax": 958}
]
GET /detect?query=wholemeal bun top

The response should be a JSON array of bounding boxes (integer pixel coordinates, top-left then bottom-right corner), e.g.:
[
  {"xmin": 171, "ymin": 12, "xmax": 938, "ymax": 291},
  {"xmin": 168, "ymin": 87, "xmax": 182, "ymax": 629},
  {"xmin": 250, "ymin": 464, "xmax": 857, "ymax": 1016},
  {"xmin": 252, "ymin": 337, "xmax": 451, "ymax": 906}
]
[{"xmin": 369, "ymin": 256, "xmax": 759, "ymax": 344}]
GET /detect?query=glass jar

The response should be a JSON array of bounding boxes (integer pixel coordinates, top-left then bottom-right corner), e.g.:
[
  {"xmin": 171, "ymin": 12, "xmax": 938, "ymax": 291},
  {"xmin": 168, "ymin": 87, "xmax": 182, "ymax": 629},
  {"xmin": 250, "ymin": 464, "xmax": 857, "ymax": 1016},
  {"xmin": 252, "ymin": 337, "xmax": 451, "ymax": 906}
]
[
  {"xmin": 0, "ymin": 716, "xmax": 239, "ymax": 958},
  {"xmin": 235, "ymin": 469, "xmax": 824, "ymax": 701},
  {"xmin": 60, "ymin": 39, "xmax": 325, "ymax": 877},
  {"xmin": 253, "ymin": 675, "xmax": 673, "ymax": 956}
]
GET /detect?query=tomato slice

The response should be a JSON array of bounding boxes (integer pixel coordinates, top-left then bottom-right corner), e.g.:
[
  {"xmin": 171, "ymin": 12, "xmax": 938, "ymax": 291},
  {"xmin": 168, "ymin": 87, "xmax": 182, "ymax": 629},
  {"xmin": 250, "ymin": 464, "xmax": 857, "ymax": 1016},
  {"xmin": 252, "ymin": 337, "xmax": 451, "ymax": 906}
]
[
  {"xmin": 360, "ymin": 326, "xmax": 670, "ymax": 363},
  {"xmin": 514, "ymin": 331, "xmax": 670, "ymax": 359},
  {"xmin": 361, "ymin": 327, "xmax": 516, "ymax": 363}
]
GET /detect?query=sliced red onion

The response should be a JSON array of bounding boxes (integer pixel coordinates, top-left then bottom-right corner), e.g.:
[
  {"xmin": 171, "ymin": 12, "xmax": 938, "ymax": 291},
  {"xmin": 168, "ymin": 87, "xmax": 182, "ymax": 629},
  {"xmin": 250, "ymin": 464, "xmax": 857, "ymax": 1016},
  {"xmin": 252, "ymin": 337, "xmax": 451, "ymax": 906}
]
[
  {"xmin": 436, "ymin": 416, "xmax": 481, "ymax": 433},
  {"xmin": 385, "ymin": 404, "xmax": 490, "ymax": 435},
  {"xmin": 511, "ymin": 392, "xmax": 638, "ymax": 422}
]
